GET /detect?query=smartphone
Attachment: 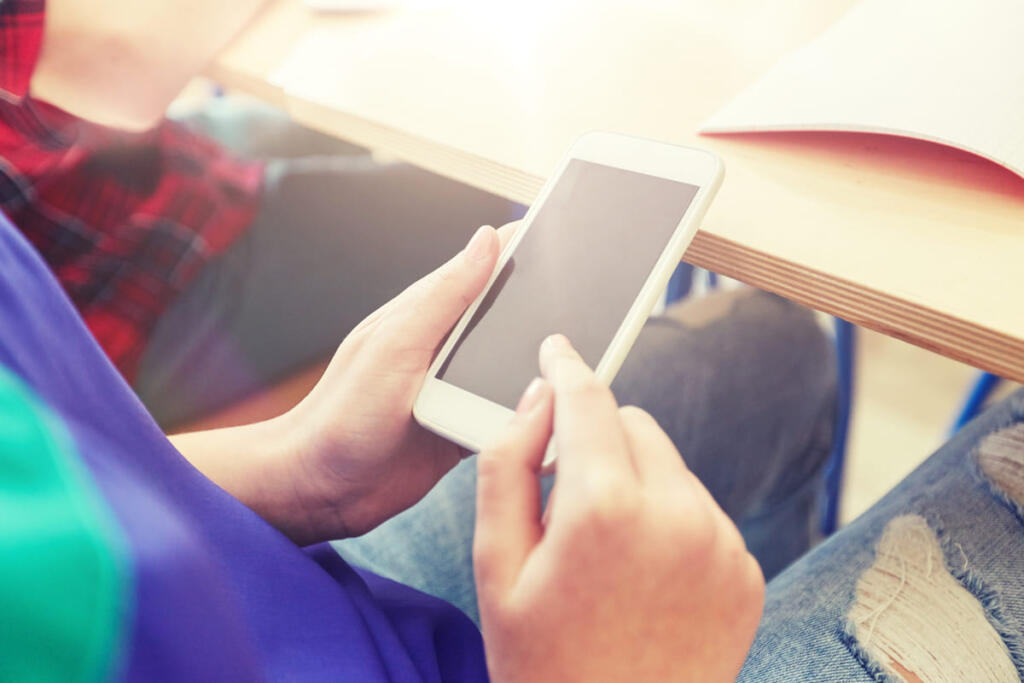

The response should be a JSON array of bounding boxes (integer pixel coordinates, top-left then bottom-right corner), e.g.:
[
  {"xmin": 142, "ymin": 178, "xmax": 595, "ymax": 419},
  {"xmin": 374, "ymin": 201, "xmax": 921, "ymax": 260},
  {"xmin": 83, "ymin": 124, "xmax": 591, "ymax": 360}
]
[{"xmin": 414, "ymin": 131, "xmax": 723, "ymax": 460}]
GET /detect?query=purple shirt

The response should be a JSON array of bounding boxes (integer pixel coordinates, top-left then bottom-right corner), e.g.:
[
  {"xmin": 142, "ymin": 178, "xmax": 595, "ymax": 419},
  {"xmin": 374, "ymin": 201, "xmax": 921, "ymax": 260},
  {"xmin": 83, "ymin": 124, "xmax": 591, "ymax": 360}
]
[{"xmin": 0, "ymin": 212, "xmax": 488, "ymax": 681}]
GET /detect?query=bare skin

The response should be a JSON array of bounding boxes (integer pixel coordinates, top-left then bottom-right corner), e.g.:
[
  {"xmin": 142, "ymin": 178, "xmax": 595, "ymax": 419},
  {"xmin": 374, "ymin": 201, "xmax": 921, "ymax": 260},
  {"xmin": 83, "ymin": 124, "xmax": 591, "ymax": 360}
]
[
  {"xmin": 474, "ymin": 336, "xmax": 765, "ymax": 682},
  {"xmin": 32, "ymin": 0, "xmax": 271, "ymax": 129}
]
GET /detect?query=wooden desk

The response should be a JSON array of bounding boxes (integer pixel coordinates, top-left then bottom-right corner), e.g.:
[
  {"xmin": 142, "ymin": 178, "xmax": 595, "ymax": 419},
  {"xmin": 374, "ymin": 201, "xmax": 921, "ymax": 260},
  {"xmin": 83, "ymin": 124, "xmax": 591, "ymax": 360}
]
[{"xmin": 211, "ymin": 0, "xmax": 1024, "ymax": 383}]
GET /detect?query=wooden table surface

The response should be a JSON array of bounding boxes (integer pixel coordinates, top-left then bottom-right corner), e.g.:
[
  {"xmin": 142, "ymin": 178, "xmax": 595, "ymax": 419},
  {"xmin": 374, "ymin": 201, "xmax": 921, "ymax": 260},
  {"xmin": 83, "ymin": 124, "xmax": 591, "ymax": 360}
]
[{"xmin": 210, "ymin": 0, "xmax": 1024, "ymax": 382}]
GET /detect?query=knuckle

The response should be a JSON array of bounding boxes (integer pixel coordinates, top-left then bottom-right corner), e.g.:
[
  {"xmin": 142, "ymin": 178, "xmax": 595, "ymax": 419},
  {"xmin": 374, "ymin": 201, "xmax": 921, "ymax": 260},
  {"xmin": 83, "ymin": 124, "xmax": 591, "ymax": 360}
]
[
  {"xmin": 455, "ymin": 286, "xmax": 476, "ymax": 310},
  {"xmin": 476, "ymin": 446, "xmax": 510, "ymax": 482},
  {"xmin": 581, "ymin": 477, "xmax": 641, "ymax": 528},
  {"xmin": 709, "ymin": 523, "xmax": 763, "ymax": 596},
  {"xmin": 472, "ymin": 536, "xmax": 497, "ymax": 574},
  {"xmin": 690, "ymin": 518, "xmax": 722, "ymax": 563},
  {"xmin": 583, "ymin": 467, "xmax": 621, "ymax": 496},
  {"xmin": 664, "ymin": 502, "xmax": 719, "ymax": 564},
  {"xmin": 424, "ymin": 262, "xmax": 471, "ymax": 301}
]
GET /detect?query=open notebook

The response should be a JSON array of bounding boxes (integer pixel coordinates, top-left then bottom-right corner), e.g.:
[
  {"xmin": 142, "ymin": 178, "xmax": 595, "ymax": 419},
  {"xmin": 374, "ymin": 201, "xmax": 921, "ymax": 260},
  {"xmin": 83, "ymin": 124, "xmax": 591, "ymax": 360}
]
[{"xmin": 700, "ymin": 0, "xmax": 1024, "ymax": 181}]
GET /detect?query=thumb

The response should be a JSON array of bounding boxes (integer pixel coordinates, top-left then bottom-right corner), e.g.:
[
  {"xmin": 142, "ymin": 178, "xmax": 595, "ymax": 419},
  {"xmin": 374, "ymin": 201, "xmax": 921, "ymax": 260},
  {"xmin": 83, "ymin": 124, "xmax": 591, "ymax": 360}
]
[
  {"xmin": 474, "ymin": 378, "xmax": 553, "ymax": 605},
  {"xmin": 378, "ymin": 225, "xmax": 499, "ymax": 363}
]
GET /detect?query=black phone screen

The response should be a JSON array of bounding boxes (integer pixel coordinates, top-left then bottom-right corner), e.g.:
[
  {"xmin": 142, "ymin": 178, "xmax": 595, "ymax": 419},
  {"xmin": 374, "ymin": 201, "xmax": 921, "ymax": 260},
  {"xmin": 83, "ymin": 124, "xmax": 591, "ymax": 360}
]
[{"xmin": 438, "ymin": 159, "xmax": 699, "ymax": 408}]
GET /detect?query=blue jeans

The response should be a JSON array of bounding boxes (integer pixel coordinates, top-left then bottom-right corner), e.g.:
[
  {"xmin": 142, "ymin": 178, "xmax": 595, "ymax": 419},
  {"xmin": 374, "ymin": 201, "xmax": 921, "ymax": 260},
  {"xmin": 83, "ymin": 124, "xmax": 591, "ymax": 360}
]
[{"xmin": 737, "ymin": 389, "xmax": 1024, "ymax": 681}]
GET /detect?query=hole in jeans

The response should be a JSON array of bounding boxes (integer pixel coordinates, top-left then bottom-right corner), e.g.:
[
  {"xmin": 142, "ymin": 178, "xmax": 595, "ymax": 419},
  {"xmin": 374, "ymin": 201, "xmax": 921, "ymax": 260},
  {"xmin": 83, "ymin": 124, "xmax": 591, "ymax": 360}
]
[
  {"xmin": 847, "ymin": 514, "xmax": 1017, "ymax": 683},
  {"xmin": 976, "ymin": 423, "xmax": 1024, "ymax": 512}
]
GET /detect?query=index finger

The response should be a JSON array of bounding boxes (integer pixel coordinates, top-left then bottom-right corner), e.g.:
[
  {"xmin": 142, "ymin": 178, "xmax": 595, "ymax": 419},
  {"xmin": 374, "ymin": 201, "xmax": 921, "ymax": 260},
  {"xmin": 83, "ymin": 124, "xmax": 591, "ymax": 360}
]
[{"xmin": 539, "ymin": 334, "xmax": 636, "ymax": 482}]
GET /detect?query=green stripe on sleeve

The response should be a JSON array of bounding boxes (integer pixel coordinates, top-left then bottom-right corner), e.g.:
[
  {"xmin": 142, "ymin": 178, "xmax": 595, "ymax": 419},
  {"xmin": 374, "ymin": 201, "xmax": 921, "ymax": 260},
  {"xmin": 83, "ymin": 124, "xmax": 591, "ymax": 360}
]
[{"xmin": 0, "ymin": 368, "xmax": 132, "ymax": 682}]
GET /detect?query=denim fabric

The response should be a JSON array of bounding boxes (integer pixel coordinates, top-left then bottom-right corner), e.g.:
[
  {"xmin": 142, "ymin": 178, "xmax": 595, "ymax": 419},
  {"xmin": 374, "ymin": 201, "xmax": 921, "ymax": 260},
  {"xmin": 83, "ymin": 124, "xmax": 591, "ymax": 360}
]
[{"xmin": 738, "ymin": 389, "xmax": 1024, "ymax": 681}]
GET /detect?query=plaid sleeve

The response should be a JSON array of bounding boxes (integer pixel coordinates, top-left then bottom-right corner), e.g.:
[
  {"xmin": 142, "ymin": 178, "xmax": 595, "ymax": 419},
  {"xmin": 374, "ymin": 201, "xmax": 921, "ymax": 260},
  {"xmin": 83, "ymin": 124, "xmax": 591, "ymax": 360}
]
[{"xmin": 0, "ymin": 0, "xmax": 45, "ymax": 101}]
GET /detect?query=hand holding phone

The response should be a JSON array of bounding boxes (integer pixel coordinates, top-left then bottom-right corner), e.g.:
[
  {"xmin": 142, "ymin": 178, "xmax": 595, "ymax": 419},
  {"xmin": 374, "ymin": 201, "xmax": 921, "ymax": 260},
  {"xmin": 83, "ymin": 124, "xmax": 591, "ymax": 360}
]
[
  {"xmin": 258, "ymin": 224, "xmax": 515, "ymax": 544},
  {"xmin": 415, "ymin": 132, "xmax": 723, "ymax": 461},
  {"xmin": 474, "ymin": 335, "xmax": 764, "ymax": 682}
]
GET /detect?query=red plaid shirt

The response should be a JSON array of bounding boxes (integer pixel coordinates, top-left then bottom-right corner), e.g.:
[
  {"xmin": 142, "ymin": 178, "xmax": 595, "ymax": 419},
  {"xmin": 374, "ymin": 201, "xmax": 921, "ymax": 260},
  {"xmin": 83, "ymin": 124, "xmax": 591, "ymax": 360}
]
[{"xmin": 0, "ymin": 0, "xmax": 263, "ymax": 379}]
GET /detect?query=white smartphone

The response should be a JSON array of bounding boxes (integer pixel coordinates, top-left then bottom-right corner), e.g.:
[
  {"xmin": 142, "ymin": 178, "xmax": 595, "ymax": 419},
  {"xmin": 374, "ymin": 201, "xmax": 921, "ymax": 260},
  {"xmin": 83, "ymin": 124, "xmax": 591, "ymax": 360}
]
[{"xmin": 414, "ymin": 131, "xmax": 723, "ymax": 460}]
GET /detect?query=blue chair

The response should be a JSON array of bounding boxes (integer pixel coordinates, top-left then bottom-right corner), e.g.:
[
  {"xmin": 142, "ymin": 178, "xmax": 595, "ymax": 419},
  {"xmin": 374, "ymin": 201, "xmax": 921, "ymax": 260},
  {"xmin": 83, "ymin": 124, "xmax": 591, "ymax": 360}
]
[
  {"xmin": 664, "ymin": 262, "xmax": 854, "ymax": 537},
  {"xmin": 664, "ymin": 262, "xmax": 697, "ymax": 302},
  {"xmin": 951, "ymin": 371, "xmax": 1002, "ymax": 433},
  {"xmin": 820, "ymin": 318, "xmax": 854, "ymax": 536}
]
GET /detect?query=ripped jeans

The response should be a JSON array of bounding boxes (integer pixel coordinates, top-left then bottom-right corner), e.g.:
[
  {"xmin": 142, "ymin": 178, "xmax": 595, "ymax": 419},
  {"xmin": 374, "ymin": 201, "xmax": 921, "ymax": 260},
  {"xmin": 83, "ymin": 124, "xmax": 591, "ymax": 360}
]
[{"xmin": 740, "ymin": 388, "xmax": 1024, "ymax": 682}]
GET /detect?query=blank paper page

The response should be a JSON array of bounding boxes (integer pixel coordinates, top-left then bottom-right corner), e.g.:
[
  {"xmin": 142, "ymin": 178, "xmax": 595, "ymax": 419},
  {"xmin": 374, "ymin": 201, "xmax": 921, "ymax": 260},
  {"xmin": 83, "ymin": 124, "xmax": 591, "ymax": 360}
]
[{"xmin": 701, "ymin": 0, "xmax": 1024, "ymax": 180}]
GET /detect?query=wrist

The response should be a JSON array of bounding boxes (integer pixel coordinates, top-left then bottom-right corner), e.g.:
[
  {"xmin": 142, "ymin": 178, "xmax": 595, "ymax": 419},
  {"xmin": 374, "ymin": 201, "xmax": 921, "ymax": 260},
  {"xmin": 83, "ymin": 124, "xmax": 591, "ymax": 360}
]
[
  {"xmin": 258, "ymin": 404, "xmax": 374, "ymax": 545},
  {"xmin": 172, "ymin": 412, "xmax": 345, "ymax": 546},
  {"xmin": 241, "ymin": 409, "xmax": 357, "ymax": 545}
]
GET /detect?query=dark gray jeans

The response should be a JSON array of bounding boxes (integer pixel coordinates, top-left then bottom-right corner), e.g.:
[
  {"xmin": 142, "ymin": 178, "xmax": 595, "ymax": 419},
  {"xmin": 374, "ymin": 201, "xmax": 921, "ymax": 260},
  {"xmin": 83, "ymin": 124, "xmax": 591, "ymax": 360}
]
[{"xmin": 134, "ymin": 99, "xmax": 836, "ymax": 617}]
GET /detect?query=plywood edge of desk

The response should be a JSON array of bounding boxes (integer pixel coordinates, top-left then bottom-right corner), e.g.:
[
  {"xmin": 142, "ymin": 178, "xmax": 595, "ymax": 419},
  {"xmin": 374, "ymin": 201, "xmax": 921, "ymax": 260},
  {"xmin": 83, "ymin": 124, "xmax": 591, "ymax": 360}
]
[
  {"xmin": 684, "ymin": 235, "xmax": 1024, "ymax": 381},
  {"xmin": 284, "ymin": 95, "xmax": 1024, "ymax": 383}
]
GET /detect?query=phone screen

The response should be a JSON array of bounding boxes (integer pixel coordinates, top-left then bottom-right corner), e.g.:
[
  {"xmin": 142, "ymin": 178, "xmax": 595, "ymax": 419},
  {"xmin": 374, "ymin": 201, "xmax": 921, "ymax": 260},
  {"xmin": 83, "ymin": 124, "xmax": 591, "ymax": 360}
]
[{"xmin": 438, "ymin": 159, "xmax": 699, "ymax": 408}]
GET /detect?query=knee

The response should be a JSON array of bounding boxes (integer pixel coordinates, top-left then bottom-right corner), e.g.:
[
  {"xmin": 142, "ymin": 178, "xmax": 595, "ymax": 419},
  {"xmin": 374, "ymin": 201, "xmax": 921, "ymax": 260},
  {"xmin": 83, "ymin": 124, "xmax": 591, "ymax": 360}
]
[
  {"xmin": 706, "ymin": 290, "xmax": 838, "ymax": 449},
  {"xmin": 665, "ymin": 289, "xmax": 837, "ymax": 395},
  {"xmin": 740, "ymin": 290, "xmax": 836, "ymax": 391}
]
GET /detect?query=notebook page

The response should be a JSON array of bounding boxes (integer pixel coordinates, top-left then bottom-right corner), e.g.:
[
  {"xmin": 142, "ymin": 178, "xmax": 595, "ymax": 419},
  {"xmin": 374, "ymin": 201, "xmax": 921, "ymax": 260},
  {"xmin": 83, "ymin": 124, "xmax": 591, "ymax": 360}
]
[{"xmin": 701, "ymin": 0, "xmax": 1024, "ymax": 180}]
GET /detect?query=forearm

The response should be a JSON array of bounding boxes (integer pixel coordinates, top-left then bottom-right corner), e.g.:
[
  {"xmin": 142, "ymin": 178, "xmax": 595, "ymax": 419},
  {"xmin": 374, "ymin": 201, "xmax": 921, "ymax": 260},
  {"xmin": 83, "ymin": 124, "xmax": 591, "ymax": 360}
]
[
  {"xmin": 32, "ymin": 0, "xmax": 271, "ymax": 130},
  {"xmin": 169, "ymin": 413, "xmax": 330, "ymax": 546}
]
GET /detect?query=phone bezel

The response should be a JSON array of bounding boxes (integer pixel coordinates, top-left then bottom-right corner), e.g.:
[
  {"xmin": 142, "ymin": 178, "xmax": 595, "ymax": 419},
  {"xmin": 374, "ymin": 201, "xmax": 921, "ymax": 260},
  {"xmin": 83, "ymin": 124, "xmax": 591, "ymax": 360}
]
[{"xmin": 414, "ymin": 131, "xmax": 724, "ymax": 455}]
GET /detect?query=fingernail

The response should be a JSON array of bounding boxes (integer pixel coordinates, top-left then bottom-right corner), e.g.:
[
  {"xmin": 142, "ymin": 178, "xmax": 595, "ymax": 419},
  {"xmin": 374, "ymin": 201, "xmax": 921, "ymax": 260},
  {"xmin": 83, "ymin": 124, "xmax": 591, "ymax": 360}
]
[
  {"xmin": 516, "ymin": 377, "xmax": 546, "ymax": 415},
  {"xmin": 543, "ymin": 334, "xmax": 572, "ymax": 353},
  {"xmin": 465, "ymin": 226, "xmax": 493, "ymax": 262}
]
